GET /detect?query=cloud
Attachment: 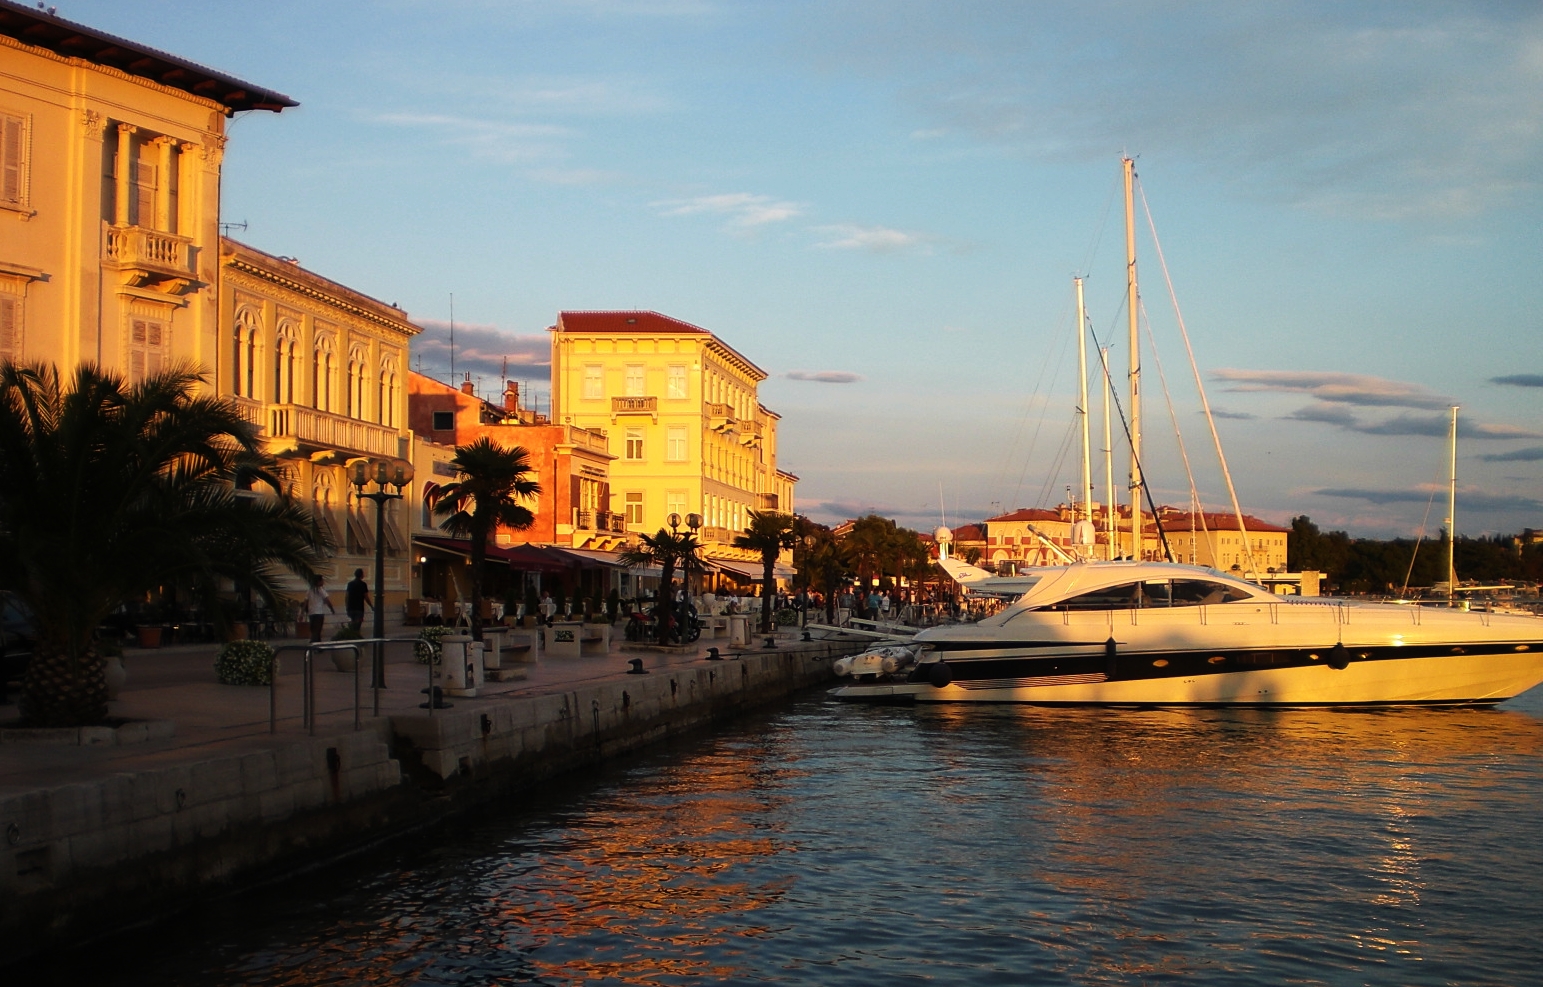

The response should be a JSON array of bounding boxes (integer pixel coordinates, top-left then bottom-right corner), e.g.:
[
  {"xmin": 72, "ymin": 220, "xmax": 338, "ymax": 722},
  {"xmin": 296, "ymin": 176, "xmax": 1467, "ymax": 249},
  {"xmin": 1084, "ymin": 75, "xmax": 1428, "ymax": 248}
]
[
  {"xmin": 1284, "ymin": 403, "xmax": 1358, "ymax": 426},
  {"xmin": 370, "ymin": 113, "xmax": 572, "ymax": 163},
  {"xmin": 1214, "ymin": 369, "xmax": 1452, "ymax": 410},
  {"xmin": 784, "ymin": 370, "xmax": 864, "ymax": 383},
  {"xmin": 1316, "ymin": 487, "xmax": 1543, "ymax": 513},
  {"xmin": 1282, "ymin": 404, "xmax": 1543, "ymax": 440},
  {"xmin": 805, "ymin": 3, "xmax": 1543, "ymax": 220},
  {"xmin": 811, "ymin": 223, "xmax": 931, "ymax": 253},
  {"xmin": 1479, "ymin": 446, "xmax": 1543, "ymax": 463},
  {"xmin": 1493, "ymin": 374, "xmax": 1543, "ymax": 388},
  {"xmin": 653, "ymin": 192, "xmax": 804, "ymax": 229},
  {"xmin": 1207, "ymin": 408, "xmax": 1256, "ymax": 421},
  {"xmin": 409, "ymin": 319, "xmax": 550, "ymax": 380}
]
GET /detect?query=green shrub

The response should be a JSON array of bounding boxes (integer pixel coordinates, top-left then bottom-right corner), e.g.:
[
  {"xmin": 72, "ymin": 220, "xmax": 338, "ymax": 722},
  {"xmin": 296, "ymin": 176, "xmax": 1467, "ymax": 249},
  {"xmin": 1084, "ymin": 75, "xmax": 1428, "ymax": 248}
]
[
  {"xmin": 414, "ymin": 625, "xmax": 450, "ymax": 664},
  {"xmin": 331, "ymin": 623, "xmax": 362, "ymax": 641},
  {"xmin": 775, "ymin": 607, "xmax": 799, "ymax": 628},
  {"xmin": 215, "ymin": 639, "xmax": 276, "ymax": 686}
]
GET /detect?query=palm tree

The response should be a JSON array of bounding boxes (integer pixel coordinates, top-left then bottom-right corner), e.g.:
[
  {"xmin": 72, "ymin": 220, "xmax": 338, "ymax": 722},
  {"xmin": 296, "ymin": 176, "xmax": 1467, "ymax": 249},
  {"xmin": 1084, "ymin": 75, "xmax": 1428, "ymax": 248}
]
[
  {"xmin": 0, "ymin": 361, "xmax": 329, "ymax": 727},
  {"xmin": 734, "ymin": 510, "xmax": 797, "ymax": 633},
  {"xmin": 426, "ymin": 437, "xmax": 540, "ymax": 641},
  {"xmin": 792, "ymin": 517, "xmax": 849, "ymax": 625},
  {"xmin": 618, "ymin": 528, "xmax": 701, "ymax": 642}
]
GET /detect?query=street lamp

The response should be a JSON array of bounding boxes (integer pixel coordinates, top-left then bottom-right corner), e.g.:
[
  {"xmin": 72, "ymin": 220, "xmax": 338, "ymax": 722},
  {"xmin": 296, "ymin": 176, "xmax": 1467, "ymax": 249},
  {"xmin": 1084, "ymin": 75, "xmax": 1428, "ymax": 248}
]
[{"xmin": 350, "ymin": 457, "xmax": 414, "ymax": 686}]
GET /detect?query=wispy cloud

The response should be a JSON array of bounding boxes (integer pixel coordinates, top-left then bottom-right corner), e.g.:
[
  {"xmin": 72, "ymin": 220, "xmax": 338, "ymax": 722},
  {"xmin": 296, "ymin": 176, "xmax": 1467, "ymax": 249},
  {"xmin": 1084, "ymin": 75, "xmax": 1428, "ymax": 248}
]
[
  {"xmin": 808, "ymin": 4, "xmax": 1543, "ymax": 220},
  {"xmin": 784, "ymin": 370, "xmax": 864, "ymax": 383},
  {"xmin": 1493, "ymin": 374, "xmax": 1543, "ymax": 388},
  {"xmin": 409, "ymin": 319, "xmax": 550, "ymax": 379},
  {"xmin": 1207, "ymin": 408, "xmax": 1256, "ymax": 421},
  {"xmin": 1479, "ymin": 446, "xmax": 1543, "ymax": 463},
  {"xmin": 1282, "ymin": 403, "xmax": 1542, "ymax": 440},
  {"xmin": 1316, "ymin": 486, "xmax": 1543, "ymax": 513},
  {"xmin": 371, "ymin": 113, "xmax": 572, "ymax": 163},
  {"xmin": 1215, "ymin": 369, "xmax": 1453, "ymax": 410},
  {"xmin": 811, "ymin": 223, "xmax": 931, "ymax": 253},
  {"xmin": 653, "ymin": 192, "xmax": 804, "ymax": 229}
]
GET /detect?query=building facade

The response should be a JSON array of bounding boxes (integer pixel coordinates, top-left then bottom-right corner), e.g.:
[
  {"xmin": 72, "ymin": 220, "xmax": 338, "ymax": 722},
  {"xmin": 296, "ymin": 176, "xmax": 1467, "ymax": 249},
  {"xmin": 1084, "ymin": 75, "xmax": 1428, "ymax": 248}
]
[
  {"xmin": 407, "ymin": 371, "xmax": 618, "ymax": 551},
  {"xmin": 0, "ymin": 4, "xmax": 292, "ymax": 377},
  {"xmin": 219, "ymin": 239, "xmax": 419, "ymax": 606},
  {"xmin": 549, "ymin": 310, "xmax": 797, "ymax": 566}
]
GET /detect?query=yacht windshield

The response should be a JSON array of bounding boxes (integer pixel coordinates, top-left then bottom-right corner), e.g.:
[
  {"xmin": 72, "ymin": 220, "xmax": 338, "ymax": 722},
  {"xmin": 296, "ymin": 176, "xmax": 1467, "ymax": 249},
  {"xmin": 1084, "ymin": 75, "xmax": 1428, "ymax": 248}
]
[{"xmin": 1036, "ymin": 578, "xmax": 1253, "ymax": 612}]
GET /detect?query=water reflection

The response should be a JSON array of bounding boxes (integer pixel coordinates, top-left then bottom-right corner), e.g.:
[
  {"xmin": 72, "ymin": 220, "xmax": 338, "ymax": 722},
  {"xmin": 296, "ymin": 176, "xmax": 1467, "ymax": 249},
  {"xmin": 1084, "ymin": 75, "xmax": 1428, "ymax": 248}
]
[{"xmin": 54, "ymin": 694, "xmax": 1543, "ymax": 986}]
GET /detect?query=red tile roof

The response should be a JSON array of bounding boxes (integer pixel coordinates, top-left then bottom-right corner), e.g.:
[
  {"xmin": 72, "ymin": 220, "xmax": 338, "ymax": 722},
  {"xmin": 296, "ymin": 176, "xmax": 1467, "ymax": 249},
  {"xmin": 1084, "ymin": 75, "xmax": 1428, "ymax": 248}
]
[
  {"xmin": 556, "ymin": 311, "xmax": 710, "ymax": 335},
  {"xmin": 1156, "ymin": 509, "xmax": 1290, "ymax": 534},
  {"xmin": 985, "ymin": 508, "xmax": 1063, "ymax": 523},
  {"xmin": 951, "ymin": 523, "xmax": 986, "ymax": 541}
]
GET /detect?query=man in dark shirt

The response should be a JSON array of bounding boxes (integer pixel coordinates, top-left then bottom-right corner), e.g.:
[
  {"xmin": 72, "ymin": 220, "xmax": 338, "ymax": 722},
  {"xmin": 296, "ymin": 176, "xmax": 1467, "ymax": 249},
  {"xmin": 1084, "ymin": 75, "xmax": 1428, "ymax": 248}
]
[{"xmin": 345, "ymin": 568, "xmax": 372, "ymax": 633}]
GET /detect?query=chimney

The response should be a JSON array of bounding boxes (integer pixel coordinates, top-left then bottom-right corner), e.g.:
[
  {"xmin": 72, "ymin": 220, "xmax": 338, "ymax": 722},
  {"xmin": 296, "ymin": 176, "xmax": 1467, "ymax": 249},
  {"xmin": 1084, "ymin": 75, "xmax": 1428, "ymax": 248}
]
[
  {"xmin": 460, "ymin": 378, "xmax": 475, "ymax": 396},
  {"xmin": 504, "ymin": 379, "xmax": 520, "ymax": 413}
]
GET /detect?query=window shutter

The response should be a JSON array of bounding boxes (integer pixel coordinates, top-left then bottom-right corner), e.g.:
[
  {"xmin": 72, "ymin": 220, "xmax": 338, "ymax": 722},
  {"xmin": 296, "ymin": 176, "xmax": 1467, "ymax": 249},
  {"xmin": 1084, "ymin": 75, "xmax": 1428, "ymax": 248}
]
[
  {"xmin": 0, "ymin": 296, "xmax": 17, "ymax": 359},
  {"xmin": 130, "ymin": 350, "xmax": 145, "ymax": 381},
  {"xmin": 134, "ymin": 161, "xmax": 155, "ymax": 225},
  {"xmin": 0, "ymin": 116, "xmax": 21, "ymax": 204}
]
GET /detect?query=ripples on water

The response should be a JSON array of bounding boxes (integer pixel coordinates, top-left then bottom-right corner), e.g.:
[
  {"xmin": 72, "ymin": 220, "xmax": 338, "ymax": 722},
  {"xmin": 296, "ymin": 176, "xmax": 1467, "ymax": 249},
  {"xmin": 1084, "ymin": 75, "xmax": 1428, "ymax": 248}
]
[{"xmin": 61, "ymin": 690, "xmax": 1543, "ymax": 986}]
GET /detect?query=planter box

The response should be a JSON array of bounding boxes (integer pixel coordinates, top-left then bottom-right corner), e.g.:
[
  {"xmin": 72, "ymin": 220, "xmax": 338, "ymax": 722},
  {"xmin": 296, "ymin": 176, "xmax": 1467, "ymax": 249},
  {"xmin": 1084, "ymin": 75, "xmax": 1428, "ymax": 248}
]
[{"xmin": 135, "ymin": 625, "xmax": 162, "ymax": 648}]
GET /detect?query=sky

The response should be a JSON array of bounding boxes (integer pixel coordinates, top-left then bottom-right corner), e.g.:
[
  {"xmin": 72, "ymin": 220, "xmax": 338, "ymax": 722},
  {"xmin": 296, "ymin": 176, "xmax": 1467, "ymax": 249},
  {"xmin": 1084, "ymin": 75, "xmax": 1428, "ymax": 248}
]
[{"xmin": 63, "ymin": 0, "xmax": 1543, "ymax": 538}]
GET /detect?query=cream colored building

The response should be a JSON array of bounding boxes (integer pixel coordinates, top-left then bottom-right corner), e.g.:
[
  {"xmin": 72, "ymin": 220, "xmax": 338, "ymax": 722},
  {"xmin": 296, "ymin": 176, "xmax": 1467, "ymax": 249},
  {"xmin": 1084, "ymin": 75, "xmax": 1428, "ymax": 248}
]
[
  {"xmin": 0, "ymin": 5, "xmax": 293, "ymax": 376},
  {"xmin": 980, "ymin": 505, "xmax": 1289, "ymax": 574},
  {"xmin": 220, "ymin": 238, "xmax": 419, "ymax": 606},
  {"xmin": 549, "ymin": 310, "xmax": 797, "ymax": 568}
]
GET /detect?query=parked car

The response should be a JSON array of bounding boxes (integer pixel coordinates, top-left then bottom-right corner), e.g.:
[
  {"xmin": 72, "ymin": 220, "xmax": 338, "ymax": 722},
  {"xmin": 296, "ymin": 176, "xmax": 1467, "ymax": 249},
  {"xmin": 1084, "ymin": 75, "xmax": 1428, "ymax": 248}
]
[{"xmin": 1, "ymin": 591, "xmax": 36, "ymax": 704}]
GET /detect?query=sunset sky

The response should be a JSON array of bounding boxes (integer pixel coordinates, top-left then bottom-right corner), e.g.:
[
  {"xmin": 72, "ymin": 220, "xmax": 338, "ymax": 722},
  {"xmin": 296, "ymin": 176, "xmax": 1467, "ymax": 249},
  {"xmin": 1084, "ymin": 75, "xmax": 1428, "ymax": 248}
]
[{"xmin": 69, "ymin": 0, "xmax": 1543, "ymax": 537}]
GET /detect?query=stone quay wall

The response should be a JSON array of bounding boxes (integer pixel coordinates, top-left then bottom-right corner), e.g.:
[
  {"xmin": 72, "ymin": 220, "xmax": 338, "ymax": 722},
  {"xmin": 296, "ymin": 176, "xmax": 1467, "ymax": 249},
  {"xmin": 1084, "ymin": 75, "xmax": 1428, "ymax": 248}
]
[{"xmin": 0, "ymin": 641, "xmax": 859, "ymax": 961}]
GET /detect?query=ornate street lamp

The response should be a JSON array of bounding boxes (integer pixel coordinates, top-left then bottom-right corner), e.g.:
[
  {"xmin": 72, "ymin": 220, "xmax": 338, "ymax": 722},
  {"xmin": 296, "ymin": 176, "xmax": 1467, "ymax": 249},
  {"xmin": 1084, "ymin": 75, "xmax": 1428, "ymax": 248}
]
[{"xmin": 350, "ymin": 457, "xmax": 414, "ymax": 686}]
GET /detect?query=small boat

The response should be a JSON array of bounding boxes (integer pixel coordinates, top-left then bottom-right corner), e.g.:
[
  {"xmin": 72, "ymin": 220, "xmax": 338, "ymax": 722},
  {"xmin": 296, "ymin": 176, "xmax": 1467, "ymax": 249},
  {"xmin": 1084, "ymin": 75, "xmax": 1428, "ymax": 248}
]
[{"xmin": 832, "ymin": 560, "xmax": 1543, "ymax": 706}]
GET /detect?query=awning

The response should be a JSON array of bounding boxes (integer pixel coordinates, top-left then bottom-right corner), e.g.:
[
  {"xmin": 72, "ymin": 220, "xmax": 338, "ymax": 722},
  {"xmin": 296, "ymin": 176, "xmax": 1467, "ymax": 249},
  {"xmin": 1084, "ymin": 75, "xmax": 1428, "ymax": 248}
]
[
  {"xmin": 708, "ymin": 558, "xmax": 796, "ymax": 581},
  {"xmin": 346, "ymin": 511, "xmax": 375, "ymax": 552},
  {"xmin": 495, "ymin": 543, "xmax": 575, "ymax": 573}
]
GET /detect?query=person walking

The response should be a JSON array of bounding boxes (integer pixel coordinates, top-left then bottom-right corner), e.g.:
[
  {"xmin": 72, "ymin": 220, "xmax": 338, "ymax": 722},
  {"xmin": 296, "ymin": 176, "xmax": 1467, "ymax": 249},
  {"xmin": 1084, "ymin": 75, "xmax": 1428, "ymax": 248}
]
[
  {"xmin": 305, "ymin": 574, "xmax": 335, "ymax": 643},
  {"xmin": 345, "ymin": 568, "xmax": 372, "ymax": 633}
]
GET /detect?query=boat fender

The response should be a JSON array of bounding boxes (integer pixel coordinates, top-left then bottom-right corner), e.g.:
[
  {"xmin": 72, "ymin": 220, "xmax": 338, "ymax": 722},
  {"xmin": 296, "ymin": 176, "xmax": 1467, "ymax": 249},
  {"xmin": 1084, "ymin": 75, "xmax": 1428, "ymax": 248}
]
[
  {"xmin": 928, "ymin": 661, "xmax": 952, "ymax": 688},
  {"xmin": 1327, "ymin": 643, "xmax": 1351, "ymax": 671},
  {"xmin": 1105, "ymin": 637, "xmax": 1118, "ymax": 680}
]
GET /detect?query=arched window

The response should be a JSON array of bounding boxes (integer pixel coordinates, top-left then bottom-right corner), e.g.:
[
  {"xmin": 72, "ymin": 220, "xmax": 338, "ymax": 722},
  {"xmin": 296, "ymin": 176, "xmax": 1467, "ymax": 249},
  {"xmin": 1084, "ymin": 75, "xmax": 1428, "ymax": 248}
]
[
  {"xmin": 233, "ymin": 307, "xmax": 261, "ymax": 398},
  {"xmin": 378, "ymin": 358, "xmax": 399, "ymax": 427},
  {"xmin": 312, "ymin": 334, "xmax": 335, "ymax": 412},
  {"xmin": 273, "ymin": 320, "xmax": 297, "ymax": 404},
  {"xmin": 347, "ymin": 346, "xmax": 368, "ymax": 419}
]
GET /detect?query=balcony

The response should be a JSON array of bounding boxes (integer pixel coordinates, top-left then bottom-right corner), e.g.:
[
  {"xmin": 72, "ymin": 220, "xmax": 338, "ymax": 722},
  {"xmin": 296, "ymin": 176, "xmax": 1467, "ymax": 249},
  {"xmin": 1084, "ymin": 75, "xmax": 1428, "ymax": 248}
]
[
  {"xmin": 702, "ymin": 525, "xmax": 733, "ymax": 544},
  {"xmin": 575, "ymin": 509, "xmax": 593, "ymax": 530},
  {"xmin": 758, "ymin": 493, "xmax": 778, "ymax": 510},
  {"xmin": 229, "ymin": 395, "xmax": 263, "ymax": 429},
  {"xmin": 610, "ymin": 395, "xmax": 657, "ymax": 421},
  {"xmin": 102, "ymin": 223, "xmax": 204, "ymax": 295},
  {"xmin": 739, "ymin": 419, "xmax": 763, "ymax": 446},
  {"xmin": 706, "ymin": 402, "xmax": 737, "ymax": 432},
  {"xmin": 266, "ymin": 404, "xmax": 401, "ymax": 458}
]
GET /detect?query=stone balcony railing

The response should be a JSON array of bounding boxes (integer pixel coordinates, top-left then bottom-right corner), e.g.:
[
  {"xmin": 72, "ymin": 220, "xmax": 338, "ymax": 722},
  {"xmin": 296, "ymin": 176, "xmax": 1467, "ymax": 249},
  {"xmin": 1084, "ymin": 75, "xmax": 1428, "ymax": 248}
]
[
  {"xmin": 102, "ymin": 223, "xmax": 204, "ymax": 295},
  {"xmin": 229, "ymin": 395, "xmax": 264, "ymax": 429},
  {"xmin": 267, "ymin": 403, "xmax": 402, "ymax": 458},
  {"xmin": 611, "ymin": 396, "xmax": 657, "ymax": 415}
]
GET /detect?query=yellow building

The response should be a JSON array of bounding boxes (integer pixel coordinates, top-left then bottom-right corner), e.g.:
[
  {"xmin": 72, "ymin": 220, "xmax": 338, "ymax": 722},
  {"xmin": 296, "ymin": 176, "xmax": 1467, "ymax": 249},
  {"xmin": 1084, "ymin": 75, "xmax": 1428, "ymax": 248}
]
[
  {"xmin": 979, "ymin": 505, "xmax": 1289, "ymax": 574},
  {"xmin": 549, "ymin": 310, "xmax": 797, "ymax": 571},
  {"xmin": 0, "ymin": 5, "xmax": 293, "ymax": 375},
  {"xmin": 219, "ymin": 238, "xmax": 419, "ymax": 607}
]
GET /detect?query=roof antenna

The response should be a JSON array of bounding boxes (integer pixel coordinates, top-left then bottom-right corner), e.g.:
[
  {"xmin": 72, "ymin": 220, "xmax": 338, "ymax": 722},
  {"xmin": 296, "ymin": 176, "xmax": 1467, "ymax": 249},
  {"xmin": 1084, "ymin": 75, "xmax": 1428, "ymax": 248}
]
[{"xmin": 448, "ymin": 292, "xmax": 456, "ymax": 385}]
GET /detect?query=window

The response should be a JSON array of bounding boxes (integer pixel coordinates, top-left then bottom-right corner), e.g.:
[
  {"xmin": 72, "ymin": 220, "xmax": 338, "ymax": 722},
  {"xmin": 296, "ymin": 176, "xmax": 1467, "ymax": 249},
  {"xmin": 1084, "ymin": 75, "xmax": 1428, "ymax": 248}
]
[
  {"xmin": 666, "ymin": 425, "xmax": 687, "ymax": 462},
  {"xmin": 667, "ymin": 364, "xmax": 686, "ymax": 399},
  {"xmin": 1, "ymin": 113, "xmax": 25, "ymax": 208},
  {"xmin": 666, "ymin": 490, "xmax": 686, "ymax": 522},
  {"xmin": 625, "ymin": 492, "xmax": 644, "ymax": 526},
  {"xmin": 129, "ymin": 318, "xmax": 166, "ymax": 382},
  {"xmin": 379, "ymin": 359, "xmax": 398, "ymax": 427},
  {"xmin": 233, "ymin": 307, "xmax": 260, "ymax": 398},
  {"xmin": 273, "ymin": 321, "xmax": 297, "ymax": 404},
  {"xmin": 625, "ymin": 364, "xmax": 644, "ymax": 397},
  {"xmin": 583, "ymin": 364, "xmax": 603, "ymax": 399},
  {"xmin": 432, "ymin": 411, "xmax": 454, "ymax": 431},
  {"xmin": 625, "ymin": 427, "xmax": 644, "ymax": 460},
  {"xmin": 347, "ymin": 347, "xmax": 368, "ymax": 419},
  {"xmin": 313, "ymin": 334, "xmax": 335, "ymax": 411},
  {"xmin": 133, "ymin": 157, "xmax": 156, "ymax": 228},
  {"xmin": 0, "ymin": 294, "xmax": 20, "ymax": 362}
]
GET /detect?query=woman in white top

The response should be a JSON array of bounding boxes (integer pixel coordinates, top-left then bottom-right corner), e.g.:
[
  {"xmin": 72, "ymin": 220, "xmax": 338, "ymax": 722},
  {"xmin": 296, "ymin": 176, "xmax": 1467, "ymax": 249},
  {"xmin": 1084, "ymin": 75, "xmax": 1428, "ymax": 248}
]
[{"xmin": 305, "ymin": 574, "xmax": 335, "ymax": 642}]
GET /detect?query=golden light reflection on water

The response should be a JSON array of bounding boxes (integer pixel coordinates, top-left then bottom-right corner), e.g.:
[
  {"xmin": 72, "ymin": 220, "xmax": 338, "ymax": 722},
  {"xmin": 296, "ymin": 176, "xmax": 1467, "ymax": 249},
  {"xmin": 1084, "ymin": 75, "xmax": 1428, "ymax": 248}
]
[{"xmin": 66, "ymin": 697, "xmax": 1543, "ymax": 987}]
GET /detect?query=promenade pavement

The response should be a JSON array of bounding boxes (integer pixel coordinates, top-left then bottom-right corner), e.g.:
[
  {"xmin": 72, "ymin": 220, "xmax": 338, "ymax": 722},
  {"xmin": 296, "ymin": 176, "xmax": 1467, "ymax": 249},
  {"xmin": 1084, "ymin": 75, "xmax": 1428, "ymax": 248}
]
[{"xmin": 0, "ymin": 622, "xmax": 808, "ymax": 797}]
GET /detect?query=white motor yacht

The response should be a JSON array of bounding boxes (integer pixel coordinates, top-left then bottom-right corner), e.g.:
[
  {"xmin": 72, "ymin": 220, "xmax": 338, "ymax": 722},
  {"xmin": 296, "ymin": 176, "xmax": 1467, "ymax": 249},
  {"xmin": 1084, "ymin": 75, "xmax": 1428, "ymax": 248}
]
[{"xmin": 832, "ymin": 561, "xmax": 1543, "ymax": 707}]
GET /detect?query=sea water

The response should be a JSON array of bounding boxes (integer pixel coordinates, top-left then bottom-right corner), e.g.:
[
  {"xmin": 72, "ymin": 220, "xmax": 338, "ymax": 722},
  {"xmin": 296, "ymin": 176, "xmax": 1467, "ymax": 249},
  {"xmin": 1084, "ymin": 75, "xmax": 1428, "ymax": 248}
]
[{"xmin": 53, "ymin": 689, "xmax": 1543, "ymax": 986}]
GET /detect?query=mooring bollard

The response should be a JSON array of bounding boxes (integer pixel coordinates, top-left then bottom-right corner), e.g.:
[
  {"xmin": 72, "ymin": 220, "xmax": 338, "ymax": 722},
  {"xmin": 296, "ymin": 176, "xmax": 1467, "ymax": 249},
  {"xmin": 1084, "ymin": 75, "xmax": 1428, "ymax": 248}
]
[{"xmin": 627, "ymin": 657, "xmax": 648, "ymax": 675}]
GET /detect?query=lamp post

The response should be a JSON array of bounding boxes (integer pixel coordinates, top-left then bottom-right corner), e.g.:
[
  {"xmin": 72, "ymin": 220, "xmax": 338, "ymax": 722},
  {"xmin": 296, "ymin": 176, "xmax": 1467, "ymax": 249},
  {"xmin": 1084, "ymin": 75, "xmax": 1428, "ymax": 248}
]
[{"xmin": 351, "ymin": 457, "xmax": 414, "ymax": 687}]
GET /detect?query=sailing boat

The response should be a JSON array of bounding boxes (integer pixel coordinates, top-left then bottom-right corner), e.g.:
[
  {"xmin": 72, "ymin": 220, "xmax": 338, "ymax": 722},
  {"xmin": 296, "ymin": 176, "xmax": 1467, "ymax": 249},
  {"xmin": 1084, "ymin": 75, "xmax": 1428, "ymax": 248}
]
[{"xmin": 835, "ymin": 166, "xmax": 1543, "ymax": 707}]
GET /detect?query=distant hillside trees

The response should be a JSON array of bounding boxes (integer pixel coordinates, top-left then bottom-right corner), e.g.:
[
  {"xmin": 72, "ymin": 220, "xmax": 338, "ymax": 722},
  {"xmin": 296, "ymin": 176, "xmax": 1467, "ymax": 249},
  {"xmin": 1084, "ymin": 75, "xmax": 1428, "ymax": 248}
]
[{"xmin": 1288, "ymin": 516, "xmax": 1543, "ymax": 594}]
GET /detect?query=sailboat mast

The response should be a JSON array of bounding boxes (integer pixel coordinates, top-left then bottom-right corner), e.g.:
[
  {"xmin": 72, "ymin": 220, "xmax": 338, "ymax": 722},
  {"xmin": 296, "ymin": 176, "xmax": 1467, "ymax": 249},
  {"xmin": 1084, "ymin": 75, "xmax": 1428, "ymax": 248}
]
[
  {"xmin": 1124, "ymin": 156, "xmax": 1143, "ymax": 561},
  {"xmin": 1075, "ymin": 277, "xmax": 1093, "ymax": 530},
  {"xmin": 1102, "ymin": 346, "xmax": 1116, "ymax": 560},
  {"xmin": 1447, "ymin": 405, "xmax": 1459, "ymax": 604}
]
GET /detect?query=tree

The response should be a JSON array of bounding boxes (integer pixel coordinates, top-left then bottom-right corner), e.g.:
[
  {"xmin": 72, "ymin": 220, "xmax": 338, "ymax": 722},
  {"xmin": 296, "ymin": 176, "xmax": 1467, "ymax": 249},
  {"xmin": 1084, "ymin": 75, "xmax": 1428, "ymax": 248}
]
[
  {"xmin": 792, "ymin": 517, "xmax": 849, "ymax": 625},
  {"xmin": 0, "ymin": 361, "xmax": 328, "ymax": 726},
  {"xmin": 427, "ymin": 437, "xmax": 540, "ymax": 641},
  {"xmin": 733, "ymin": 510, "xmax": 798, "ymax": 633},
  {"xmin": 618, "ymin": 528, "xmax": 702, "ymax": 642}
]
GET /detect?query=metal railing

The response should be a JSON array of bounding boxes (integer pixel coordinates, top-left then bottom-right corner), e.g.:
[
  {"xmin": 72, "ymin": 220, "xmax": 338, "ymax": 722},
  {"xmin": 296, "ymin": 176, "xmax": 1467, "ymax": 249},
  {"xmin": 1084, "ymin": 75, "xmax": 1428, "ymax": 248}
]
[{"xmin": 268, "ymin": 637, "xmax": 424, "ymax": 735}]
